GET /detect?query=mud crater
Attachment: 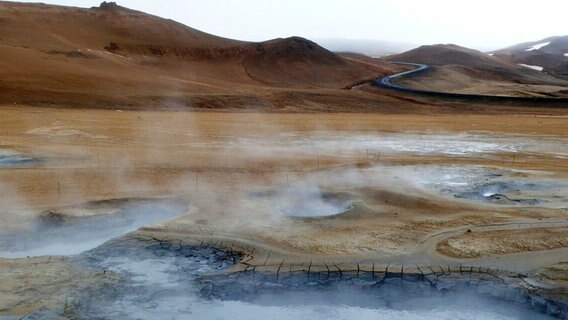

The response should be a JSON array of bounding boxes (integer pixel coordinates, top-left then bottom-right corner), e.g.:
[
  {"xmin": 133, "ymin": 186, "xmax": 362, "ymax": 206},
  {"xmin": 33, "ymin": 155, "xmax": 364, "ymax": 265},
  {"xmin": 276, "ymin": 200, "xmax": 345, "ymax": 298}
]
[
  {"xmin": 249, "ymin": 188, "xmax": 352, "ymax": 217},
  {"xmin": 420, "ymin": 165, "xmax": 568, "ymax": 206}
]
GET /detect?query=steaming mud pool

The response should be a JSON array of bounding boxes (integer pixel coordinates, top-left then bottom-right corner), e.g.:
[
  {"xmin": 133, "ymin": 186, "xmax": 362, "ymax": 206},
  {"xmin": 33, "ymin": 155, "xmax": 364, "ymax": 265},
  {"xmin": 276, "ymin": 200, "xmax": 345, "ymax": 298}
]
[
  {"xmin": 249, "ymin": 188, "xmax": 352, "ymax": 217},
  {"xmin": 0, "ymin": 198, "xmax": 189, "ymax": 258},
  {"xmin": 0, "ymin": 149, "xmax": 37, "ymax": 166},
  {"xmin": 9, "ymin": 237, "xmax": 558, "ymax": 319},
  {"xmin": 413, "ymin": 165, "xmax": 568, "ymax": 207}
]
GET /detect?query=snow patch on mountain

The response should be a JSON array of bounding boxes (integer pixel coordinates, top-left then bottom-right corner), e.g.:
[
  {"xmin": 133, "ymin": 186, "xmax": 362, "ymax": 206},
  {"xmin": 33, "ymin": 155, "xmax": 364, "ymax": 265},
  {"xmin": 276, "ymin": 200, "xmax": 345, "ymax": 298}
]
[
  {"xmin": 518, "ymin": 63, "xmax": 544, "ymax": 71},
  {"xmin": 525, "ymin": 42, "xmax": 550, "ymax": 51}
]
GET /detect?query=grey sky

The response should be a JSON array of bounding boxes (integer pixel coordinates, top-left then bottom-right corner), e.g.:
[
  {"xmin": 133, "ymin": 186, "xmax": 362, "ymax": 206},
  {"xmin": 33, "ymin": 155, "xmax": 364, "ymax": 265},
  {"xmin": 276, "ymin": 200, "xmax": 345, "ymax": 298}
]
[{"xmin": 9, "ymin": 0, "xmax": 568, "ymax": 50}]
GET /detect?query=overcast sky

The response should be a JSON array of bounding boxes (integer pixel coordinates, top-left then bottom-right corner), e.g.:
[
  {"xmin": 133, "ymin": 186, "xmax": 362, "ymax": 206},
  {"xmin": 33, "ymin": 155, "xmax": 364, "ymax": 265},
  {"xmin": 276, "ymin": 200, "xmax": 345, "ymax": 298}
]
[{"xmin": 9, "ymin": 0, "xmax": 568, "ymax": 50}]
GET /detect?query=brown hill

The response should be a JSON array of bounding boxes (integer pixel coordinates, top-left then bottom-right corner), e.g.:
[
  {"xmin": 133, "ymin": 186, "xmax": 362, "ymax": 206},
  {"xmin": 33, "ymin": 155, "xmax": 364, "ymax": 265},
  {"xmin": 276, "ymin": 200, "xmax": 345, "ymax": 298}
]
[
  {"xmin": 0, "ymin": 1, "xmax": 398, "ymax": 108},
  {"xmin": 240, "ymin": 38, "xmax": 379, "ymax": 88},
  {"xmin": 384, "ymin": 44, "xmax": 568, "ymax": 97},
  {"xmin": 1, "ymin": 1, "xmax": 242, "ymax": 51},
  {"xmin": 387, "ymin": 44, "xmax": 501, "ymax": 67}
]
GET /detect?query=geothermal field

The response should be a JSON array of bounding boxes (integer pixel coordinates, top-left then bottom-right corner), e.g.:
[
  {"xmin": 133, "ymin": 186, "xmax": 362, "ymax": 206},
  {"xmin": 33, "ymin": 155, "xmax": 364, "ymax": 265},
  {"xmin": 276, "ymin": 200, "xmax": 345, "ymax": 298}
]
[
  {"xmin": 1, "ymin": 109, "xmax": 567, "ymax": 319},
  {"xmin": 1, "ymin": 1, "xmax": 568, "ymax": 319}
]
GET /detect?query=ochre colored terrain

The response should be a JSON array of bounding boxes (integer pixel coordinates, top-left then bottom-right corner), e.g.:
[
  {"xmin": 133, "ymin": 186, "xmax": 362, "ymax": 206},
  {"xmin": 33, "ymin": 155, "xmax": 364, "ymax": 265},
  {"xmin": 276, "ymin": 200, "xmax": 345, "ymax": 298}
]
[{"xmin": 0, "ymin": 1, "xmax": 567, "ymax": 317}]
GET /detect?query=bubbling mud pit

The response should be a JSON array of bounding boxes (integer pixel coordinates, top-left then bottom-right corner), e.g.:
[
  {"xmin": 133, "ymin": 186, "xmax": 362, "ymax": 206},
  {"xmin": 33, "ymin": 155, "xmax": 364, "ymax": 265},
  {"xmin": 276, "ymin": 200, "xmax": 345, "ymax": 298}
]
[
  {"xmin": 11, "ymin": 237, "xmax": 558, "ymax": 320},
  {"xmin": 413, "ymin": 165, "xmax": 568, "ymax": 207}
]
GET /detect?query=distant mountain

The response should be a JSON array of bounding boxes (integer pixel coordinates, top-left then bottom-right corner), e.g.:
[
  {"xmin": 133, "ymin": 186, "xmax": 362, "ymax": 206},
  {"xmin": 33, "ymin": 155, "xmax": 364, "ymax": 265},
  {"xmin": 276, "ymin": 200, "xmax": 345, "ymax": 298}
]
[
  {"xmin": 315, "ymin": 38, "xmax": 417, "ymax": 57},
  {"xmin": 493, "ymin": 36, "xmax": 568, "ymax": 80},
  {"xmin": 386, "ymin": 44, "xmax": 507, "ymax": 66},
  {"xmin": 382, "ymin": 44, "xmax": 568, "ymax": 97}
]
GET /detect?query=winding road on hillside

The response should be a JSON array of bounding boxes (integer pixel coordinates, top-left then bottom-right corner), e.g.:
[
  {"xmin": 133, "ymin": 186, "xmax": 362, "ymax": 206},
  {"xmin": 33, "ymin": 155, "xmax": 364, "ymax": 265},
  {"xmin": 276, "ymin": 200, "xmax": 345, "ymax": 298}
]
[
  {"xmin": 373, "ymin": 62, "xmax": 568, "ymax": 104},
  {"xmin": 375, "ymin": 62, "xmax": 430, "ymax": 89}
]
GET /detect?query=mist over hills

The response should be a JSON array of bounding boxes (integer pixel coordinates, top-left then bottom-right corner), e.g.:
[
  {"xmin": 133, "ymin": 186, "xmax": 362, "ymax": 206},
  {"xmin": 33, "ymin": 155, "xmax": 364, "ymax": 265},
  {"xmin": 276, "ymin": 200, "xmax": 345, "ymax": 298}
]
[{"xmin": 315, "ymin": 38, "xmax": 417, "ymax": 57}]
